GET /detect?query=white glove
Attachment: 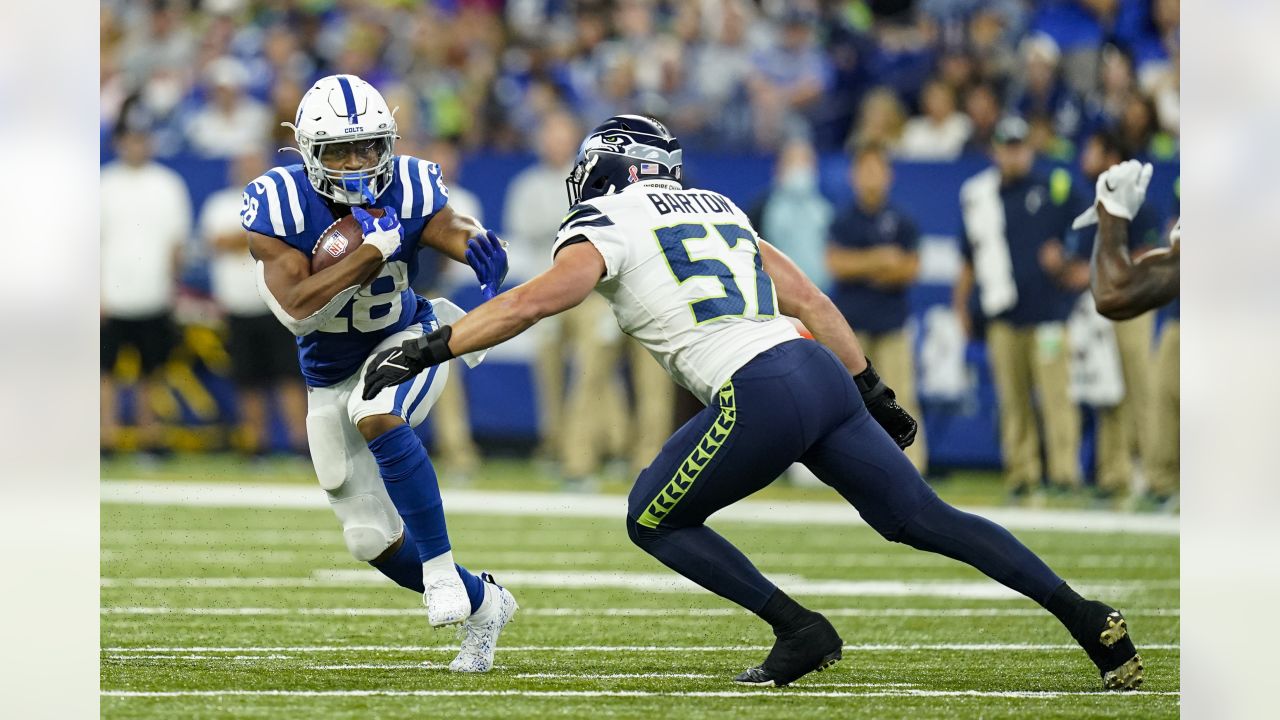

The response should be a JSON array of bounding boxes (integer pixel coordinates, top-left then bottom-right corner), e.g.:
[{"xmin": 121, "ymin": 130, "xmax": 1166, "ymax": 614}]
[
  {"xmin": 352, "ymin": 206, "xmax": 405, "ymax": 261},
  {"xmin": 1071, "ymin": 160, "xmax": 1154, "ymax": 229}
]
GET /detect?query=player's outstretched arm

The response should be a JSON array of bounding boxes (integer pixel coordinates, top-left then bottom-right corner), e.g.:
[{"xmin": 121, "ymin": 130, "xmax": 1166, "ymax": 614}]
[
  {"xmin": 250, "ymin": 231, "xmax": 385, "ymax": 325},
  {"xmin": 760, "ymin": 240, "xmax": 868, "ymax": 374},
  {"xmin": 1090, "ymin": 209, "xmax": 1180, "ymax": 320},
  {"xmin": 362, "ymin": 241, "xmax": 604, "ymax": 399}
]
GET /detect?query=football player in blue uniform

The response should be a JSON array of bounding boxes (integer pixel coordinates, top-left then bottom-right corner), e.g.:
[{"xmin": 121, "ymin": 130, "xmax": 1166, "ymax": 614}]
[
  {"xmin": 362, "ymin": 115, "xmax": 1145, "ymax": 690},
  {"xmin": 242, "ymin": 74, "xmax": 515, "ymax": 672}
]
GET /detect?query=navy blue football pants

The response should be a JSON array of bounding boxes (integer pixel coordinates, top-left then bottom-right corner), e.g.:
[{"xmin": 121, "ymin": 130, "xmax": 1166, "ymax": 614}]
[{"xmin": 626, "ymin": 339, "xmax": 1064, "ymax": 613}]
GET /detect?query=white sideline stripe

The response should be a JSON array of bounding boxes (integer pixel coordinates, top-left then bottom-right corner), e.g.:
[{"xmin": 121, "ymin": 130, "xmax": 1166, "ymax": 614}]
[
  {"xmin": 98, "ymin": 548, "xmax": 1177, "ymax": 570},
  {"xmin": 100, "ymin": 606, "xmax": 1181, "ymax": 618},
  {"xmin": 311, "ymin": 664, "xmax": 429, "ymax": 670},
  {"xmin": 516, "ymin": 673, "xmax": 717, "ymax": 680},
  {"xmin": 100, "ymin": 480, "xmax": 1179, "ymax": 535},
  {"xmin": 100, "ymin": 570, "xmax": 1176, "ymax": 599},
  {"xmin": 102, "ymin": 643, "xmax": 1180, "ymax": 653},
  {"xmin": 102, "ymin": 689, "xmax": 1180, "ymax": 699}
]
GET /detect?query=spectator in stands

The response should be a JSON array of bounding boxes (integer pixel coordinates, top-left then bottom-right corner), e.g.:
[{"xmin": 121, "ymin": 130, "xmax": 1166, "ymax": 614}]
[
  {"xmin": 898, "ymin": 79, "xmax": 972, "ymax": 160},
  {"xmin": 962, "ymin": 82, "xmax": 1003, "ymax": 154},
  {"xmin": 953, "ymin": 117, "xmax": 1087, "ymax": 499},
  {"xmin": 503, "ymin": 111, "xmax": 627, "ymax": 482},
  {"xmin": 679, "ymin": 0, "xmax": 757, "ymax": 147},
  {"xmin": 826, "ymin": 143, "xmax": 927, "ymax": 473},
  {"xmin": 847, "ymin": 87, "xmax": 907, "ymax": 154},
  {"xmin": 747, "ymin": 8, "xmax": 831, "ymax": 148},
  {"xmin": 1007, "ymin": 32, "xmax": 1086, "ymax": 144},
  {"xmin": 759, "ymin": 138, "xmax": 833, "ymax": 291},
  {"xmin": 1118, "ymin": 94, "xmax": 1177, "ymax": 161},
  {"xmin": 200, "ymin": 153, "xmax": 307, "ymax": 458},
  {"xmin": 100, "ymin": 110, "xmax": 192, "ymax": 458},
  {"xmin": 1073, "ymin": 130, "xmax": 1166, "ymax": 500},
  {"xmin": 184, "ymin": 57, "xmax": 272, "ymax": 158}
]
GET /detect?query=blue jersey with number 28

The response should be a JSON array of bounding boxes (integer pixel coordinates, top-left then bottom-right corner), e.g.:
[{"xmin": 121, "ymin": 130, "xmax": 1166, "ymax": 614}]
[{"xmin": 240, "ymin": 157, "xmax": 449, "ymax": 387}]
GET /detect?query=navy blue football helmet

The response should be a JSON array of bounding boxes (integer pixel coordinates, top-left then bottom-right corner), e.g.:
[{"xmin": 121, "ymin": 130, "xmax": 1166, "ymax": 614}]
[{"xmin": 565, "ymin": 115, "xmax": 683, "ymax": 205}]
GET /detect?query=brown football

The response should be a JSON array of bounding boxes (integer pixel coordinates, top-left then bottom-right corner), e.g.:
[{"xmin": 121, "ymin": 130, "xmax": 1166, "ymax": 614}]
[{"xmin": 310, "ymin": 208, "xmax": 384, "ymax": 280}]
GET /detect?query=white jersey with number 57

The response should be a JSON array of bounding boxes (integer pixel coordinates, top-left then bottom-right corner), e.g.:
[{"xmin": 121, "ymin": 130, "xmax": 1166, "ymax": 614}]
[{"xmin": 551, "ymin": 180, "xmax": 801, "ymax": 404}]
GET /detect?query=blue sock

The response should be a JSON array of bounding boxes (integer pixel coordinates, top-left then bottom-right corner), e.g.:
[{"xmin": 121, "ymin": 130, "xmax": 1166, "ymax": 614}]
[
  {"xmin": 456, "ymin": 563, "xmax": 485, "ymax": 612},
  {"xmin": 368, "ymin": 528, "xmax": 484, "ymax": 611},
  {"xmin": 367, "ymin": 424, "xmax": 485, "ymax": 612},
  {"xmin": 369, "ymin": 530, "xmax": 424, "ymax": 593},
  {"xmin": 368, "ymin": 424, "xmax": 452, "ymax": 562}
]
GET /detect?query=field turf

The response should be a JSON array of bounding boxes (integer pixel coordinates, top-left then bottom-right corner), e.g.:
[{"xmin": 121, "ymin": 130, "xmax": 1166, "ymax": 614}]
[{"xmin": 101, "ymin": 460, "xmax": 1178, "ymax": 719}]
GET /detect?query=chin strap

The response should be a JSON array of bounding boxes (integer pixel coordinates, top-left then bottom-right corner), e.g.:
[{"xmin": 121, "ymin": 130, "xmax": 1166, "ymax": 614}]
[{"xmin": 255, "ymin": 261, "xmax": 359, "ymax": 337}]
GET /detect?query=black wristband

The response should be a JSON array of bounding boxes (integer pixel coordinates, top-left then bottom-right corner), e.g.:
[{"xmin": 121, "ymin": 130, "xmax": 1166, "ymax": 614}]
[
  {"xmin": 404, "ymin": 324, "xmax": 456, "ymax": 366},
  {"xmin": 852, "ymin": 357, "xmax": 886, "ymax": 399}
]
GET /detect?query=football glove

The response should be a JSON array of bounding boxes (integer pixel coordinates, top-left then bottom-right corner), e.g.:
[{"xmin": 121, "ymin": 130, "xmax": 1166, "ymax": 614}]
[
  {"xmin": 853, "ymin": 358, "xmax": 918, "ymax": 450},
  {"xmin": 362, "ymin": 325, "xmax": 456, "ymax": 401},
  {"xmin": 352, "ymin": 206, "xmax": 405, "ymax": 261},
  {"xmin": 1071, "ymin": 160, "xmax": 1154, "ymax": 230},
  {"xmin": 467, "ymin": 229, "xmax": 509, "ymax": 300}
]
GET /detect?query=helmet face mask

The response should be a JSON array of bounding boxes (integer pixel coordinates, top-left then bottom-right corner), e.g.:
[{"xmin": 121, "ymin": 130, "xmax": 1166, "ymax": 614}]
[
  {"xmin": 564, "ymin": 115, "xmax": 682, "ymax": 207},
  {"xmin": 285, "ymin": 75, "xmax": 398, "ymax": 206}
]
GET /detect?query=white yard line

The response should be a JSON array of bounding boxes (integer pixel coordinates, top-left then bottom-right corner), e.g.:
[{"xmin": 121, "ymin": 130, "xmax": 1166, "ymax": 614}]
[
  {"xmin": 101, "ymin": 606, "xmax": 1181, "ymax": 618},
  {"xmin": 101, "ymin": 688, "xmax": 1180, "ymax": 699},
  {"xmin": 100, "ymin": 569, "xmax": 1177, "ymax": 599},
  {"xmin": 101, "ymin": 480, "xmax": 1179, "ymax": 535},
  {"xmin": 514, "ymin": 673, "xmax": 717, "ymax": 680},
  {"xmin": 101, "ymin": 643, "xmax": 1181, "ymax": 653}
]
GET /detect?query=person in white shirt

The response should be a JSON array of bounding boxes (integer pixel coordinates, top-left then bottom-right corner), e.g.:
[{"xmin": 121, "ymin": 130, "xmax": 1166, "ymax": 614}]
[
  {"xmin": 897, "ymin": 79, "xmax": 972, "ymax": 161},
  {"xmin": 100, "ymin": 120, "xmax": 192, "ymax": 455},
  {"xmin": 184, "ymin": 57, "xmax": 272, "ymax": 159},
  {"xmin": 201, "ymin": 152, "xmax": 307, "ymax": 457},
  {"xmin": 503, "ymin": 110, "xmax": 630, "ymax": 484}
]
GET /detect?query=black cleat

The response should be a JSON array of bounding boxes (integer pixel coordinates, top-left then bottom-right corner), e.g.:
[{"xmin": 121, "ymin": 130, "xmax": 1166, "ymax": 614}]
[
  {"xmin": 1068, "ymin": 601, "xmax": 1144, "ymax": 691},
  {"xmin": 734, "ymin": 613, "xmax": 843, "ymax": 687}
]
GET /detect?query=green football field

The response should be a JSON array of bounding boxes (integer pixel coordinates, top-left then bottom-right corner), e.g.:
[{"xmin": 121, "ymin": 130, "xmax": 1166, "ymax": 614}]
[{"xmin": 101, "ymin": 462, "xmax": 1179, "ymax": 719}]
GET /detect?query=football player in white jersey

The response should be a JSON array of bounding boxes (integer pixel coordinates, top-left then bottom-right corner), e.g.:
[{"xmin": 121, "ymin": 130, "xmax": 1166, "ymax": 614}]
[
  {"xmin": 244, "ymin": 75, "xmax": 515, "ymax": 672},
  {"xmin": 364, "ymin": 116, "xmax": 1144, "ymax": 690}
]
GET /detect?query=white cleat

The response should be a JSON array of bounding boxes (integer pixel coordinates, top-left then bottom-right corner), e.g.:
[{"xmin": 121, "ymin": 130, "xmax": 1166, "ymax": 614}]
[
  {"xmin": 423, "ymin": 570, "xmax": 471, "ymax": 628},
  {"xmin": 449, "ymin": 572, "xmax": 518, "ymax": 673}
]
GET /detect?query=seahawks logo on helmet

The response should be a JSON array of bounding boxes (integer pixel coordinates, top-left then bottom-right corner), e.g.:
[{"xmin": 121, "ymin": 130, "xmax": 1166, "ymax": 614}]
[{"xmin": 566, "ymin": 115, "xmax": 683, "ymax": 205}]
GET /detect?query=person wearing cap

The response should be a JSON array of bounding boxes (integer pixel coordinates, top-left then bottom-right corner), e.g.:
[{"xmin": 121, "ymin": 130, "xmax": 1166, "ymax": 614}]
[
  {"xmin": 184, "ymin": 56, "xmax": 272, "ymax": 158},
  {"xmin": 826, "ymin": 142, "xmax": 927, "ymax": 474},
  {"xmin": 952, "ymin": 116, "xmax": 1089, "ymax": 499}
]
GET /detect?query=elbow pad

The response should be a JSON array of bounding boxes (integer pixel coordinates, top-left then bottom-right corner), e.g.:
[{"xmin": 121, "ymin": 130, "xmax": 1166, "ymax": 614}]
[{"xmin": 255, "ymin": 261, "xmax": 359, "ymax": 337}]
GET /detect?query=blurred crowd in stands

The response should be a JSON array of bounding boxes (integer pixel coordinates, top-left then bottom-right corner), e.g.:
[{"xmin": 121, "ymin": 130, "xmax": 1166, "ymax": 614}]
[{"xmin": 102, "ymin": 0, "xmax": 1178, "ymax": 159}]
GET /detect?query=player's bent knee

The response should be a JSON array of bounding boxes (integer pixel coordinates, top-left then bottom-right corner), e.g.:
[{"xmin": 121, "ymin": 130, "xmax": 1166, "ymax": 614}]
[
  {"xmin": 330, "ymin": 493, "xmax": 402, "ymax": 561},
  {"xmin": 344, "ymin": 525, "xmax": 396, "ymax": 562},
  {"xmin": 626, "ymin": 516, "xmax": 667, "ymax": 552},
  {"xmin": 355, "ymin": 413, "xmax": 404, "ymax": 443}
]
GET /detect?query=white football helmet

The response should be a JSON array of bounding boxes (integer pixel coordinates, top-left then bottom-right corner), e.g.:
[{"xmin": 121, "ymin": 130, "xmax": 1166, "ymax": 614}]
[{"xmin": 283, "ymin": 74, "xmax": 398, "ymax": 205}]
